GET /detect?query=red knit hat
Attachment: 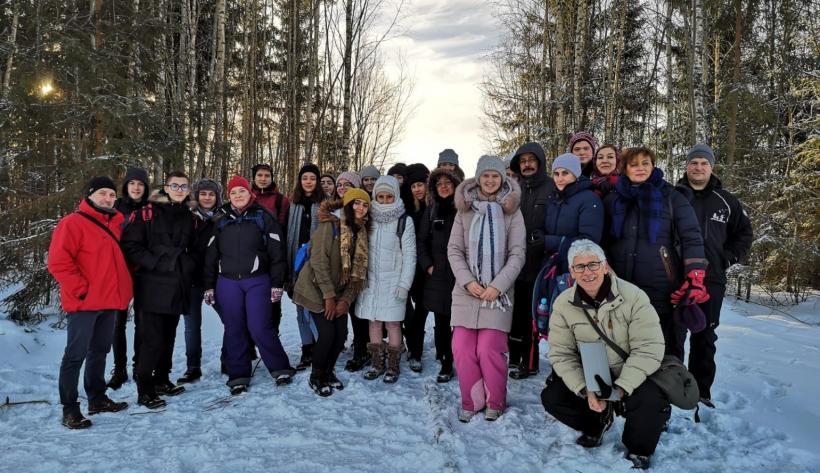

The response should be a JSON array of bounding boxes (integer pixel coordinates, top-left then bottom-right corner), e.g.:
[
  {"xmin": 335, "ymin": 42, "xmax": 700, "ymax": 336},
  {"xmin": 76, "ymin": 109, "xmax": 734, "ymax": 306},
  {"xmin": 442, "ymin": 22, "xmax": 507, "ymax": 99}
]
[{"xmin": 226, "ymin": 175, "xmax": 256, "ymax": 209}]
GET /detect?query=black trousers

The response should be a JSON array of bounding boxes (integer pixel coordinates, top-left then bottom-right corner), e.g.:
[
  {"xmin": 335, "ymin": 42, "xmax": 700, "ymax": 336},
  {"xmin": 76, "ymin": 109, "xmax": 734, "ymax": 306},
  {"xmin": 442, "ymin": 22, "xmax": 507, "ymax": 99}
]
[
  {"xmin": 135, "ymin": 311, "xmax": 180, "ymax": 396},
  {"xmin": 659, "ymin": 310, "xmax": 686, "ymax": 360},
  {"xmin": 433, "ymin": 311, "xmax": 452, "ymax": 363},
  {"xmin": 112, "ymin": 306, "xmax": 140, "ymax": 371},
  {"xmin": 404, "ymin": 279, "xmax": 429, "ymax": 360},
  {"xmin": 311, "ymin": 311, "xmax": 348, "ymax": 377},
  {"xmin": 541, "ymin": 371, "xmax": 670, "ymax": 456},
  {"xmin": 59, "ymin": 310, "xmax": 116, "ymax": 414},
  {"xmin": 688, "ymin": 282, "xmax": 725, "ymax": 399},
  {"xmin": 271, "ymin": 300, "xmax": 282, "ymax": 335},
  {"xmin": 509, "ymin": 279, "xmax": 537, "ymax": 370},
  {"xmin": 348, "ymin": 301, "xmax": 369, "ymax": 357}
]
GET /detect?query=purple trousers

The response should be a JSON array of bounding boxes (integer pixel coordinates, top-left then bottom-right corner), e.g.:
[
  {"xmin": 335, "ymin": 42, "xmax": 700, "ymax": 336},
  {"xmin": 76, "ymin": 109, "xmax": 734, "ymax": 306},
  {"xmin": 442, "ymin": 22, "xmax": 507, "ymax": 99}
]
[{"xmin": 217, "ymin": 275, "xmax": 293, "ymax": 386}]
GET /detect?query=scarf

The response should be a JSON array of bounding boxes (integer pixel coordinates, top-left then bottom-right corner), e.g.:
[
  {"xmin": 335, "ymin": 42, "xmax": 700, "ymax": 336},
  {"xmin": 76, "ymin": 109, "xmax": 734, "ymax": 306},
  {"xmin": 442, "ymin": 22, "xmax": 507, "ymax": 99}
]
[
  {"xmin": 468, "ymin": 200, "xmax": 512, "ymax": 311},
  {"xmin": 370, "ymin": 199, "xmax": 406, "ymax": 224},
  {"xmin": 339, "ymin": 217, "xmax": 369, "ymax": 294},
  {"xmin": 611, "ymin": 167, "xmax": 666, "ymax": 244}
]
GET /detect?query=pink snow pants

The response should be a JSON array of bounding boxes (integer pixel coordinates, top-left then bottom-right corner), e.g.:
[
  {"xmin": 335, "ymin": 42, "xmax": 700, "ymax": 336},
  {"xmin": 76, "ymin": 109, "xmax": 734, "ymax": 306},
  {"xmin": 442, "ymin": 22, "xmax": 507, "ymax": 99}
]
[{"xmin": 452, "ymin": 327, "xmax": 508, "ymax": 412}]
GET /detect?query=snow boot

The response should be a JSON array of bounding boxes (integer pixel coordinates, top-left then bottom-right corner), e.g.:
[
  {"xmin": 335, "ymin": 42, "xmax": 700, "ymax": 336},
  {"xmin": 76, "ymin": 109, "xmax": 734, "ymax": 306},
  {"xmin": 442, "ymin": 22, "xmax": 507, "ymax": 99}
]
[
  {"xmin": 274, "ymin": 371, "xmax": 295, "ymax": 386},
  {"xmin": 327, "ymin": 370, "xmax": 344, "ymax": 391},
  {"xmin": 62, "ymin": 411, "xmax": 92, "ymax": 429},
  {"xmin": 295, "ymin": 344, "xmax": 313, "ymax": 371},
  {"xmin": 106, "ymin": 368, "xmax": 128, "ymax": 390},
  {"xmin": 344, "ymin": 350, "xmax": 371, "ymax": 372},
  {"xmin": 626, "ymin": 452, "xmax": 651, "ymax": 470},
  {"xmin": 408, "ymin": 356, "xmax": 423, "ymax": 373},
  {"xmin": 383, "ymin": 345, "xmax": 402, "ymax": 384},
  {"xmin": 575, "ymin": 404, "xmax": 614, "ymax": 448},
  {"xmin": 436, "ymin": 359, "xmax": 453, "ymax": 383},
  {"xmin": 458, "ymin": 408, "xmax": 477, "ymax": 423},
  {"xmin": 88, "ymin": 396, "xmax": 128, "ymax": 415},
  {"xmin": 509, "ymin": 362, "xmax": 534, "ymax": 380},
  {"xmin": 230, "ymin": 384, "xmax": 248, "ymax": 395},
  {"xmin": 176, "ymin": 367, "xmax": 202, "ymax": 384},
  {"xmin": 137, "ymin": 393, "xmax": 166, "ymax": 410},
  {"xmin": 309, "ymin": 371, "xmax": 332, "ymax": 397},
  {"xmin": 155, "ymin": 381, "xmax": 185, "ymax": 397},
  {"xmin": 484, "ymin": 408, "xmax": 503, "ymax": 421},
  {"xmin": 363, "ymin": 343, "xmax": 386, "ymax": 380}
]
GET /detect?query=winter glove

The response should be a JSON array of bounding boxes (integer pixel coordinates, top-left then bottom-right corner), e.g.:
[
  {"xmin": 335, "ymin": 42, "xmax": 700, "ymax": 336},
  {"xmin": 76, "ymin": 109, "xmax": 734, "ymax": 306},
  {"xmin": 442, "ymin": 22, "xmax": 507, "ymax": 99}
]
[
  {"xmin": 594, "ymin": 374, "xmax": 613, "ymax": 399},
  {"xmin": 271, "ymin": 288, "xmax": 284, "ymax": 303},
  {"xmin": 395, "ymin": 287, "xmax": 409, "ymax": 302},
  {"xmin": 671, "ymin": 269, "xmax": 710, "ymax": 305},
  {"xmin": 203, "ymin": 289, "xmax": 216, "ymax": 306}
]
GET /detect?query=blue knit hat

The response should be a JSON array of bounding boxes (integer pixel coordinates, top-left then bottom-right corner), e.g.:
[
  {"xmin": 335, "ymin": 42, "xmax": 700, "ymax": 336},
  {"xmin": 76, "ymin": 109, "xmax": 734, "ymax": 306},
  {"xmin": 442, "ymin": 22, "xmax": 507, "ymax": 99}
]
[
  {"xmin": 552, "ymin": 153, "xmax": 582, "ymax": 178},
  {"xmin": 438, "ymin": 149, "xmax": 459, "ymax": 166}
]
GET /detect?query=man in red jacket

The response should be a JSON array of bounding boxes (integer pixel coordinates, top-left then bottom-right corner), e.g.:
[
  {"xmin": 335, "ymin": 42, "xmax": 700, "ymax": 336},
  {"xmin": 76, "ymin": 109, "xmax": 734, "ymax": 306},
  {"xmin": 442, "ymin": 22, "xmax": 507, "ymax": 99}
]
[{"xmin": 48, "ymin": 176, "xmax": 133, "ymax": 429}]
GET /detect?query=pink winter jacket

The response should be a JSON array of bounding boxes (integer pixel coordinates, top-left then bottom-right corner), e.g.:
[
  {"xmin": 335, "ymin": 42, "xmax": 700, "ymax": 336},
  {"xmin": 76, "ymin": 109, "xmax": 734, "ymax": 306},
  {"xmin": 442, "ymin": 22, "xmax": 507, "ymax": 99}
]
[{"xmin": 447, "ymin": 178, "xmax": 526, "ymax": 333}]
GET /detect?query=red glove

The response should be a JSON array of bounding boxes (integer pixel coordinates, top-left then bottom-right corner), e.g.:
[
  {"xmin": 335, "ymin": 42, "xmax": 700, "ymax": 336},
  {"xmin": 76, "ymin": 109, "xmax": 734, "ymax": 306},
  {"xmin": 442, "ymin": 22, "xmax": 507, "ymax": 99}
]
[{"xmin": 671, "ymin": 269, "xmax": 710, "ymax": 305}]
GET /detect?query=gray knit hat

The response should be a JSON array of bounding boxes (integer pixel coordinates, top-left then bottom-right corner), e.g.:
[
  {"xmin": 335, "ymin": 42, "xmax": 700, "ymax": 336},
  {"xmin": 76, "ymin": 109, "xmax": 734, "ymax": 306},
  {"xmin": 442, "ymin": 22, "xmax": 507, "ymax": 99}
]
[
  {"xmin": 552, "ymin": 153, "xmax": 582, "ymax": 178},
  {"xmin": 359, "ymin": 165, "xmax": 381, "ymax": 180},
  {"xmin": 438, "ymin": 149, "xmax": 459, "ymax": 166},
  {"xmin": 686, "ymin": 144, "xmax": 715, "ymax": 167},
  {"xmin": 193, "ymin": 178, "xmax": 223, "ymax": 208},
  {"xmin": 475, "ymin": 155, "xmax": 506, "ymax": 181}
]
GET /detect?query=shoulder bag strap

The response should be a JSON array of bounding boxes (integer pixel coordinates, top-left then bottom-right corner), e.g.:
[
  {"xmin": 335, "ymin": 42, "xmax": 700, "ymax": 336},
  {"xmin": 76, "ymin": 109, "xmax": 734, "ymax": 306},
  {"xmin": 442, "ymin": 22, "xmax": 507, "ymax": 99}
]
[
  {"xmin": 581, "ymin": 308, "xmax": 629, "ymax": 361},
  {"xmin": 77, "ymin": 211, "xmax": 119, "ymax": 243}
]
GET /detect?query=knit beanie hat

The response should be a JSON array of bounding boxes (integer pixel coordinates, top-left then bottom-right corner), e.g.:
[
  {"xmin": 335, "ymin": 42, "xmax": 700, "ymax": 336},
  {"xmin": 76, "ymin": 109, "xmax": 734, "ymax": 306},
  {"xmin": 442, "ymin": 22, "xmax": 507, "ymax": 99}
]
[
  {"xmin": 336, "ymin": 171, "xmax": 361, "ymax": 189},
  {"xmin": 405, "ymin": 163, "xmax": 430, "ymax": 187},
  {"xmin": 373, "ymin": 175, "xmax": 400, "ymax": 199},
  {"xmin": 437, "ymin": 149, "xmax": 459, "ymax": 167},
  {"xmin": 552, "ymin": 153, "xmax": 583, "ymax": 178},
  {"xmin": 686, "ymin": 144, "xmax": 715, "ymax": 167},
  {"xmin": 227, "ymin": 175, "xmax": 253, "ymax": 195},
  {"xmin": 86, "ymin": 176, "xmax": 117, "ymax": 196},
  {"xmin": 359, "ymin": 165, "xmax": 381, "ymax": 180},
  {"xmin": 387, "ymin": 163, "xmax": 407, "ymax": 176},
  {"xmin": 474, "ymin": 155, "xmax": 506, "ymax": 181},
  {"xmin": 342, "ymin": 187, "xmax": 371, "ymax": 206},
  {"xmin": 193, "ymin": 178, "xmax": 223, "ymax": 207},
  {"xmin": 567, "ymin": 131, "xmax": 599, "ymax": 156},
  {"xmin": 299, "ymin": 163, "xmax": 321, "ymax": 179},
  {"xmin": 251, "ymin": 163, "xmax": 273, "ymax": 176}
]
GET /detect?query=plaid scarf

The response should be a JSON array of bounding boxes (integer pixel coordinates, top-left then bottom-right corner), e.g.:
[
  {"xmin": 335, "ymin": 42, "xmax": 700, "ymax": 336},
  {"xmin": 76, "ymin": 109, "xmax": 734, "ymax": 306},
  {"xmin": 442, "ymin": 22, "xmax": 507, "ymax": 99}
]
[
  {"xmin": 339, "ymin": 217, "xmax": 369, "ymax": 294},
  {"xmin": 611, "ymin": 167, "xmax": 666, "ymax": 244}
]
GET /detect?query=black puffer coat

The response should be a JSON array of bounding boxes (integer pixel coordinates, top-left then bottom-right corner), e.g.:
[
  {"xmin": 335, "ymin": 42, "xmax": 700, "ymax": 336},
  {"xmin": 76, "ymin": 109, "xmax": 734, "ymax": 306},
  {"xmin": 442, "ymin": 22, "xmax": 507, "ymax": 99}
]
[
  {"xmin": 203, "ymin": 203, "xmax": 286, "ymax": 290},
  {"xmin": 510, "ymin": 142, "xmax": 554, "ymax": 281},
  {"xmin": 543, "ymin": 177, "xmax": 604, "ymax": 273},
  {"xmin": 677, "ymin": 175, "xmax": 753, "ymax": 285},
  {"xmin": 417, "ymin": 168, "xmax": 462, "ymax": 314},
  {"xmin": 602, "ymin": 178, "xmax": 706, "ymax": 315},
  {"xmin": 121, "ymin": 193, "xmax": 196, "ymax": 314}
]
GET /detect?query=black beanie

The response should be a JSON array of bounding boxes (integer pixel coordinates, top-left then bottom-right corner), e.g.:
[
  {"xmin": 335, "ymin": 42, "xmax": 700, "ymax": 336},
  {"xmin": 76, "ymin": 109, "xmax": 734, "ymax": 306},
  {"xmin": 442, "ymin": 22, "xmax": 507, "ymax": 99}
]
[
  {"xmin": 405, "ymin": 163, "xmax": 430, "ymax": 187},
  {"xmin": 299, "ymin": 163, "xmax": 321, "ymax": 179},
  {"xmin": 86, "ymin": 176, "xmax": 117, "ymax": 196},
  {"xmin": 387, "ymin": 162, "xmax": 408, "ymax": 176}
]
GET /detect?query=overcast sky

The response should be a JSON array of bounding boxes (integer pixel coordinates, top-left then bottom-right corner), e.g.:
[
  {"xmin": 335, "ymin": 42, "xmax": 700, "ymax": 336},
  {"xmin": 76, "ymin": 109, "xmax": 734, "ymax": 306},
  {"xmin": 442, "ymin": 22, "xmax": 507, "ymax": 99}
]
[{"xmin": 380, "ymin": 0, "xmax": 502, "ymax": 176}]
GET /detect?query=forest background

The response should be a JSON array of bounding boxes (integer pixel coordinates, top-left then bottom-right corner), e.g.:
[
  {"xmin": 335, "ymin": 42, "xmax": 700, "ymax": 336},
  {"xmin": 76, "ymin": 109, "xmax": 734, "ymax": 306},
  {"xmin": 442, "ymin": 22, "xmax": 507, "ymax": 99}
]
[{"xmin": 0, "ymin": 0, "xmax": 817, "ymax": 322}]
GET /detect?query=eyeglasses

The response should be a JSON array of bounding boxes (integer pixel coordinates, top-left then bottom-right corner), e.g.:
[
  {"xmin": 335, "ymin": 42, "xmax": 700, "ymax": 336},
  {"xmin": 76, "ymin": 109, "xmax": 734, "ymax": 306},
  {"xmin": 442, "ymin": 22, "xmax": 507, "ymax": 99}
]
[
  {"xmin": 571, "ymin": 261, "xmax": 603, "ymax": 273},
  {"xmin": 337, "ymin": 182, "xmax": 353, "ymax": 189},
  {"xmin": 166, "ymin": 183, "xmax": 189, "ymax": 192},
  {"xmin": 436, "ymin": 180, "xmax": 453, "ymax": 188}
]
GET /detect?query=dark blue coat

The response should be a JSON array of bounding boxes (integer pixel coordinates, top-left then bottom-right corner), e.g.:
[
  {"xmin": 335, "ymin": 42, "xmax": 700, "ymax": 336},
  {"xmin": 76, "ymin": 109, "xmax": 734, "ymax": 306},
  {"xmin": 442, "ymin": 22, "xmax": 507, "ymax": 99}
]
[
  {"xmin": 543, "ymin": 177, "xmax": 604, "ymax": 273},
  {"xmin": 602, "ymin": 181, "xmax": 706, "ymax": 315}
]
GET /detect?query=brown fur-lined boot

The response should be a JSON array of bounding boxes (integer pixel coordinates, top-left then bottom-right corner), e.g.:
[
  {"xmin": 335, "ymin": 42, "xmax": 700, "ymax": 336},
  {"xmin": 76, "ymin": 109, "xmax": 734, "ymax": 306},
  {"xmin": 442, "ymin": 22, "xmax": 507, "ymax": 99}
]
[
  {"xmin": 383, "ymin": 345, "xmax": 402, "ymax": 384},
  {"xmin": 362, "ymin": 343, "xmax": 385, "ymax": 380}
]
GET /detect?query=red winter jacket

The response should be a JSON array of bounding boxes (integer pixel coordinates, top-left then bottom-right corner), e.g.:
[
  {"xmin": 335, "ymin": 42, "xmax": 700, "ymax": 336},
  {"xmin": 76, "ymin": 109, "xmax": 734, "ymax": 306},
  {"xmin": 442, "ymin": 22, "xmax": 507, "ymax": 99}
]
[
  {"xmin": 48, "ymin": 199, "xmax": 133, "ymax": 313},
  {"xmin": 253, "ymin": 185, "xmax": 290, "ymax": 228}
]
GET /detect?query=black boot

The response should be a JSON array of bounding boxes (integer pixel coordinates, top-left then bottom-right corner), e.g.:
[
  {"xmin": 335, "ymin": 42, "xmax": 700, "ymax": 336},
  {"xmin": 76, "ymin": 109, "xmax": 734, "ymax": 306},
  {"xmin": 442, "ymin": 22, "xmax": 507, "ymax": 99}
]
[
  {"xmin": 436, "ymin": 359, "xmax": 453, "ymax": 383},
  {"xmin": 62, "ymin": 411, "xmax": 92, "ymax": 429},
  {"xmin": 155, "ymin": 380, "xmax": 185, "ymax": 396},
  {"xmin": 344, "ymin": 350, "xmax": 371, "ymax": 372},
  {"xmin": 88, "ymin": 396, "xmax": 129, "ymax": 415},
  {"xmin": 309, "ymin": 370, "xmax": 332, "ymax": 397},
  {"xmin": 137, "ymin": 393, "xmax": 166, "ymax": 410},
  {"xmin": 106, "ymin": 368, "xmax": 128, "ymax": 390},
  {"xmin": 295, "ymin": 344, "xmax": 313, "ymax": 371},
  {"xmin": 177, "ymin": 367, "xmax": 202, "ymax": 384}
]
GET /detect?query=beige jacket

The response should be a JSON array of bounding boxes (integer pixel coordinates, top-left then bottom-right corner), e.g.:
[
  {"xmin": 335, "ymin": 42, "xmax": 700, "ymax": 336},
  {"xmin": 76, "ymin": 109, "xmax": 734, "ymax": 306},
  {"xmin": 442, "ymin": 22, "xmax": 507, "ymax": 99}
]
[{"xmin": 548, "ymin": 274, "xmax": 665, "ymax": 395}]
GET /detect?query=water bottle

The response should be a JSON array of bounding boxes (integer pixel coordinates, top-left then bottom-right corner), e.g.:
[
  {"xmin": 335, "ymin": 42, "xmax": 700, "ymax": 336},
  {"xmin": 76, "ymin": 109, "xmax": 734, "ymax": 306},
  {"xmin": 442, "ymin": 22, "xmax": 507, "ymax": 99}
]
[{"xmin": 536, "ymin": 297, "xmax": 549, "ymax": 334}]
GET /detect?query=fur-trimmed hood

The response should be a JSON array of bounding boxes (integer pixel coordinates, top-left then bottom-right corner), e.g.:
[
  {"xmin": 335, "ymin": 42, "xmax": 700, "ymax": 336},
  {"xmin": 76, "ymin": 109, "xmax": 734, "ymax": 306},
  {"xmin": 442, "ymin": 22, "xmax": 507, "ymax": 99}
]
[
  {"xmin": 454, "ymin": 177, "xmax": 521, "ymax": 215},
  {"xmin": 426, "ymin": 166, "xmax": 464, "ymax": 206},
  {"xmin": 318, "ymin": 198, "xmax": 343, "ymax": 224}
]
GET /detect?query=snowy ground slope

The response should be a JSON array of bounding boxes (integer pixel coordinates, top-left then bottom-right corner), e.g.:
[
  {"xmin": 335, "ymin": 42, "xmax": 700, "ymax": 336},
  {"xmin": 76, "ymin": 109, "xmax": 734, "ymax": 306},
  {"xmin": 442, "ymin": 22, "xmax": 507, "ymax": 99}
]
[{"xmin": 1, "ymin": 296, "xmax": 818, "ymax": 473}]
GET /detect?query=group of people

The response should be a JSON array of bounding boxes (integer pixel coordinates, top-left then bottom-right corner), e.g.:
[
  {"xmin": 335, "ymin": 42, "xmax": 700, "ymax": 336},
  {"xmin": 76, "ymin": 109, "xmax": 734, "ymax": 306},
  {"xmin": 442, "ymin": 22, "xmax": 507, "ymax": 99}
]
[{"xmin": 48, "ymin": 132, "xmax": 752, "ymax": 470}]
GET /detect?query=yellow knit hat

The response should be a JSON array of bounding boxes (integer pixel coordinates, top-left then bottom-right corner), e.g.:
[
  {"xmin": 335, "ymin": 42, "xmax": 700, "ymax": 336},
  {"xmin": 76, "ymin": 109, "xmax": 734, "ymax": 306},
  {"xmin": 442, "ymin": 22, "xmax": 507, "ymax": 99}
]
[{"xmin": 342, "ymin": 187, "xmax": 371, "ymax": 206}]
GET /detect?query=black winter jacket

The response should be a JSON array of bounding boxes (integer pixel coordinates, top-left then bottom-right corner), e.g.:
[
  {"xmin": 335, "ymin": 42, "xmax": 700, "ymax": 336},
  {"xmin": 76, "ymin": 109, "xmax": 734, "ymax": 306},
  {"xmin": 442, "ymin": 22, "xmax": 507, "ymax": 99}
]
[
  {"xmin": 677, "ymin": 175, "xmax": 753, "ymax": 285},
  {"xmin": 203, "ymin": 203, "xmax": 286, "ymax": 290},
  {"xmin": 417, "ymin": 196, "xmax": 458, "ymax": 314},
  {"xmin": 602, "ymin": 180, "xmax": 706, "ymax": 315},
  {"xmin": 121, "ymin": 194, "xmax": 196, "ymax": 314},
  {"xmin": 543, "ymin": 177, "xmax": 604, "ymax": 273},
  {"xmin": 190, "ymin": 207, "xmax": 217, "ymax": 288},
  {"xmin": 510, "ymin": 142, "xmax": 555, "ymax": 281}
]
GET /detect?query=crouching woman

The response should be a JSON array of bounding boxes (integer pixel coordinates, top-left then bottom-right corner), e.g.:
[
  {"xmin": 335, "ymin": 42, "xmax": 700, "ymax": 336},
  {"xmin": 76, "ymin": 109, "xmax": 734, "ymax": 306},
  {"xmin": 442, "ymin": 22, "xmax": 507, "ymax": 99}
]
[
  {"xmin": 541, "ymin": 239, "xmax": 669, "ymax": 470},
  {"xmin": 293, "ymin": 189, "xmax": 372, "ymax": 396},
  {"xmin": 203, "ymin": 176, "xmax": 295, "ymax": 395}
]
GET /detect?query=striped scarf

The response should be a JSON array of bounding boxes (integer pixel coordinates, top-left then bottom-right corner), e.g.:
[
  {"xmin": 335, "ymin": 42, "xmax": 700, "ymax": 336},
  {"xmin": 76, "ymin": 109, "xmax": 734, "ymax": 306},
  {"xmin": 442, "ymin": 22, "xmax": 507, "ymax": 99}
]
[{"xmin": 468, "ymin": 200, "xmax": 511, "ymax": 311}]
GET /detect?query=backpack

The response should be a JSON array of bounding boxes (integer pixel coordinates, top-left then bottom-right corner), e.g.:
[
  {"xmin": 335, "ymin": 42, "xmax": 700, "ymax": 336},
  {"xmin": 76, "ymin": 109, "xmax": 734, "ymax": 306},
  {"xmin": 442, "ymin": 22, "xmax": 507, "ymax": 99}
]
[
  {"xmin": 531, "ymin": 252, "xmax": 574, "ymax": 340},
  {"xmin": 216, "ymin": 208, "xmax": 269, "ymax": 245}
]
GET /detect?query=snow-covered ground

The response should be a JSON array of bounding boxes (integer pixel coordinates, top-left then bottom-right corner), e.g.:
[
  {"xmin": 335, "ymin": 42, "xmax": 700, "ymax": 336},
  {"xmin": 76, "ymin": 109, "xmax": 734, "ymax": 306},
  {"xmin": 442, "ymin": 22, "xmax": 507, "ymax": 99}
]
[{"xmin": 1, "ymin": 295, "xmax": 818, "ymax": 472}]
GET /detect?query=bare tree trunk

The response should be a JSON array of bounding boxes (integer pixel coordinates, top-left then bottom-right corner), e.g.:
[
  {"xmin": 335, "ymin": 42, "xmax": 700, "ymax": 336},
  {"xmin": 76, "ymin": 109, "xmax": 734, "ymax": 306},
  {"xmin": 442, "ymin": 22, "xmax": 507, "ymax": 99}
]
[
  {"xmin": 2, "ymin": 3, "xmax": 19, "ymax": 99},
  {"xmin": 689, "ymin": 0, "xmax": 707, "ymax": 143},
  {"xmin": 726, "ymin": 0, "xmax": 742, "ymax": 166},
  {"xmin": 551, "ymin": 0, "xmax": 567, "ymax": 146},
  {"xmin": 92, "ymin": 0, "xmax": 104, "ymax": 155},
  {"xmin": 341, "ymin": 0, "xmax": 354, "ymax": 164},
  {"xmin": 665, "ymin": 0, "xmax": 674, "ymax": 176},
  {"xmin": 605, "ymin": 0, "xmax": 626, "ymax": 142},
  {"xmin": 571, "ymin": 0, "xmax": 588, "ymax": 131}
]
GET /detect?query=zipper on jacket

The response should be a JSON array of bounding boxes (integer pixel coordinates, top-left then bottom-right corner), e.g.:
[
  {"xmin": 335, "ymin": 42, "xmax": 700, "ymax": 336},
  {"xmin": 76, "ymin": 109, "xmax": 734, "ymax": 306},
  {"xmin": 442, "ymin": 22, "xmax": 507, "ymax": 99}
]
[{"xmin": 659, "ymin": 245, "xmax": 676, "ymax": 283}]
